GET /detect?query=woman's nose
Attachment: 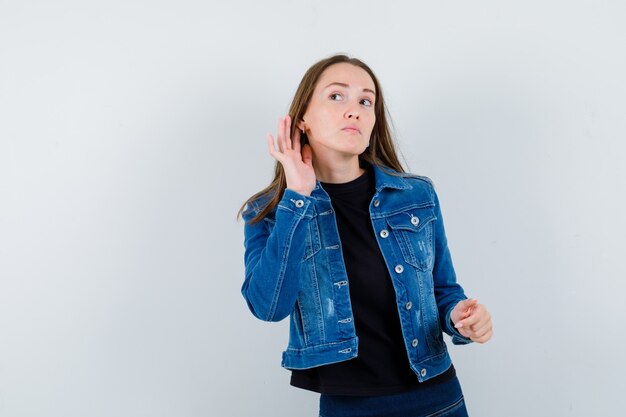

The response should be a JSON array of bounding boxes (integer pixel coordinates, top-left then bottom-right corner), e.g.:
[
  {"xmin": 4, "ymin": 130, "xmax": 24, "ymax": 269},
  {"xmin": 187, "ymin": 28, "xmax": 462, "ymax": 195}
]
[{"xmin": 345, "ymin": 109, "xmax": 359, "ymax": 120}]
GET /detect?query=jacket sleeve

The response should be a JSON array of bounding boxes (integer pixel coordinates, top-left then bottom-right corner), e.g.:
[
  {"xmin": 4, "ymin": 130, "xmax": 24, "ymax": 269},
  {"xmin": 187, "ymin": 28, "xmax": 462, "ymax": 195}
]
[
  {"xmin": 430, "ymin": 184, "xmax": 473, "ymax": 345},
  {"xmin": 241, "ymin": 188, "xmax": 314, "ymax": 322}
]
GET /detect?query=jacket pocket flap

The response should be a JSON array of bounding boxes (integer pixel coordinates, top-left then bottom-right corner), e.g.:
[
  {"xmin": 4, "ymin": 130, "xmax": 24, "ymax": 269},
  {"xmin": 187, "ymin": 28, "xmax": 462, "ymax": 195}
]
[{"xmin": 385, "ymin": 209, "xmax": 435, "ymax": 232}]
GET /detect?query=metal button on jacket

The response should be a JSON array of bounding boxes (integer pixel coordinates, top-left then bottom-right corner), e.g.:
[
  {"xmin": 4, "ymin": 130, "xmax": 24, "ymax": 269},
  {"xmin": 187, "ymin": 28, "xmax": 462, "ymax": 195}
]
[
  {"xmin": 411, "ymin": 216, "xmax": 420, "ymax": 226},
  {"xmin": 412, "ymin": 339, "xmax": 419, "ymax": 347},
  {"xmin": 420, "ymin": 368, "xmax": 427, "ymax": 377},
  {"xmin": 380, "ymin": 229, "xmax": 389, "ymax": 238},
  {"xmin": 394, "ymin": 265, "xmax": 404, "ymax": 273},
  {"xmin": 405, "ymin": 301, "xmax": 412, "ymax": 310},
  {"xmin": 373, "ymin": 199, "xmax": 380, "ymax": 207},
  {"xmin": 295, "ymin": 200, "xmax": 304, "ymax": 208}
]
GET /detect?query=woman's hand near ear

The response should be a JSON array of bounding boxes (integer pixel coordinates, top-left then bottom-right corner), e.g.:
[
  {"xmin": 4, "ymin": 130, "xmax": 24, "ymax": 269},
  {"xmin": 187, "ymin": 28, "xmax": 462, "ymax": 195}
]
[
  {"xmin": 450, "ymin": 299, "xmax": 493, "ymax": 344},
  {"xmin": 267, "ymin": 114, "xmax": 317, "ymax": 196}
]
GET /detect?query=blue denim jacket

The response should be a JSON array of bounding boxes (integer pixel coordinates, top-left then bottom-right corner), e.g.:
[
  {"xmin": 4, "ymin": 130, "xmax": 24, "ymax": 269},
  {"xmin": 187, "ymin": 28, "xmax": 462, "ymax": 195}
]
[{"xmin": 241, "ymin": 164, "xmax": 472, "ymax": 382}]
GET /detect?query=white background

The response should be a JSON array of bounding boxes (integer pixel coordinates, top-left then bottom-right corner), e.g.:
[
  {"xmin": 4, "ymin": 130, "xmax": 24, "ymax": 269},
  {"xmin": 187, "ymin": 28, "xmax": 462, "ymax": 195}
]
[{"xmin": 1, "ymin": 1, "xmax": 625, "ymax": 416}]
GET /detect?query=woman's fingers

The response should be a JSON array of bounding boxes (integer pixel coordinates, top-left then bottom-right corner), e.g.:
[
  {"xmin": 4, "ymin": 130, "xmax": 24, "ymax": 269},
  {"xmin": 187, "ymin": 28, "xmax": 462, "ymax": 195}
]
[
  {"xmin": 278, "ymin": 115, "xmax": 292, "ymax": 151},
  {"xmin": 273, "ymin": 115, "xmax": 297, "ymax": 155},
  {"xmin": 455, "ymin": 313, "xmax": 478, "ymax": 329},
  {"xmin": 466, "ymin": 312, "xmax": 491, "ymax": 334},
  {"xmin": 472, "ymin": 330, "xmax": 493, "ymax": 344},
  {"xmin": 284, "ymin": 115, "xmax": 292, "ymax": 150},
  {"xmin": 451, "ymin": 298, "xmax": 477, "ymax": 324},
  {"xmin": 292, "ymin": 124, "xmax": 301, "ymax": 153},
  {"xmin": 267, "ymin": 133, "xmax": 285, "ymax": 162},
  {"xmin": 472, "ymin": 323, "xmax": 493, "ymax": 340},
  {"xmin": 461, "ymin": 308, "xmax": 493, "ymax": 343},
  {"xmin": 459, "ymin": 317, "xmax": 488, "ymax": 333},
  {"xmin": 276, "ymin": 117, "xmax": 285, "ymax": 153}
]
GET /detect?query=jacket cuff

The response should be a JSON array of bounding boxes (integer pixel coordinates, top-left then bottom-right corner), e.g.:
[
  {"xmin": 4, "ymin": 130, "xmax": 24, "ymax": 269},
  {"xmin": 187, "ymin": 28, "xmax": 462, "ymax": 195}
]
[{"xmin": 278, "ymin": 188, "xmax": 315, "ymax": 216}]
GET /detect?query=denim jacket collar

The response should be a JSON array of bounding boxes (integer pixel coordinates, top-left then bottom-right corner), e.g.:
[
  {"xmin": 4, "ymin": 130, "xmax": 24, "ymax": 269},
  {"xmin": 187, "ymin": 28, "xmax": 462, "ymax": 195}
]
[{"xmin": 311, "ymin": 163, "xmax": 412, "ymax": 200}]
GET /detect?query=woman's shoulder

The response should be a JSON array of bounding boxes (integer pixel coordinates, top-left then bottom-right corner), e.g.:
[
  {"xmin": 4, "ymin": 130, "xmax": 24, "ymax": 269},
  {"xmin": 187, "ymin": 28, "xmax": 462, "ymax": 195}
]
[
  {"xmin": 388, "ymin": 168, "xmax": 440, "ymax": 205},
  {"xmin": 398, "ymin": 171, "xmax": 434, "ymax": 188},
  {"xmin": 372, "ymin": 163, "xmax": 433, "ymax": 186},
  {"xmin": 388, "ymin": 167, "xmax": 436, "ymax": 193},
  {"xmin": 370, "ymin": 162, "xmax": 437, "ymax": 200}
]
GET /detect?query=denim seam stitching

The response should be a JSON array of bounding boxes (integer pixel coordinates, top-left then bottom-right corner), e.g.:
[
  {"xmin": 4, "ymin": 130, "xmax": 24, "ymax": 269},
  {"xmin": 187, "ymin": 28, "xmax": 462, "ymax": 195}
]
[
  {"xmin": 371, "ymin": 202, "xmax": 435, "ymax": 219},
  {"xmin": 283, "ymin": 338, "xmax": 356, "ymax": 352},
  {"xmin": 311, "ymin": 246, "xmax": 326, "ymax": 343}
]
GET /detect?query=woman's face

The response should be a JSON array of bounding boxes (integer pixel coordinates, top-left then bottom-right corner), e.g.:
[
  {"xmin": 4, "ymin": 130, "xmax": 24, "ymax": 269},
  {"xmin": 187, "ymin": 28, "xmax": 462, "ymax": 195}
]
[{"xmin": 298, "ymin": 63, "xmax": 376, "ymax": 161}]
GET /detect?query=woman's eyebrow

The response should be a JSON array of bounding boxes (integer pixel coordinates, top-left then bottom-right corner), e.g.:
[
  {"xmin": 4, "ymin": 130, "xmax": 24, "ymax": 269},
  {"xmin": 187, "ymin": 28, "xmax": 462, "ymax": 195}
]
[{"xmin": 323, "ymin": 82, "xmax": 376, "ymax": 96}]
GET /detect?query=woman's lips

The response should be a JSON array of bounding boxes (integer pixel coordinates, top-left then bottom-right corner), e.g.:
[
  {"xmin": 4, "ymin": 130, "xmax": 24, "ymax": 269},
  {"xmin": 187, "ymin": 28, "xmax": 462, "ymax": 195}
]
[{"xmin": 341, "ymin": 127, "xmax": 360, "ymax": 134}]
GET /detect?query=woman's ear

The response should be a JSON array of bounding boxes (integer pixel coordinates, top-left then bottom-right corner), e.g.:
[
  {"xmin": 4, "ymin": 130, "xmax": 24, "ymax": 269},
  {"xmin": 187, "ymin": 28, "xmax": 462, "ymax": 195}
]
[{"xmin": 296, "ymin": 118, "xmax": 306, "ymax": 132}]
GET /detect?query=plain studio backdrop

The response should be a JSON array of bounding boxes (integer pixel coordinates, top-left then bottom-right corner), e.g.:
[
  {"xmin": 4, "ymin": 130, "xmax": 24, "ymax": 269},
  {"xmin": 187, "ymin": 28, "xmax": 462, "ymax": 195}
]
[{"xmin": 1, "ymin": 1, "xmax": 625, "ymax": 416}]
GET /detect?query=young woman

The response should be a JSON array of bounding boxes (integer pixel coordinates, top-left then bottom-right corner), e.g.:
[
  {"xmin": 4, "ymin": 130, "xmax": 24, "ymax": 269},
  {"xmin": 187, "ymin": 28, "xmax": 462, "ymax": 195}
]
[{"xmin": 238, "ymin": 54, "xmax": 493, "ymax": 417}]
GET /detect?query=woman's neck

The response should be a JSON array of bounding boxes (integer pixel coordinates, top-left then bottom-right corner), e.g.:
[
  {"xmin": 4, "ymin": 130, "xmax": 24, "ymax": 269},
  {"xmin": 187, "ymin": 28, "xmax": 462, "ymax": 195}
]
[{"xmin": 314, "ymin": 156, "xmax": 365, "ymax": 184}]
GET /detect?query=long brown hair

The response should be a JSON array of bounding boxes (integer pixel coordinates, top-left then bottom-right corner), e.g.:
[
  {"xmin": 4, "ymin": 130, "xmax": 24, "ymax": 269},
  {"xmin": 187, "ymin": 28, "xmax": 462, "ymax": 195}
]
[{"xmin": 237, "ymin": 54, "xmax": 407, "ymax": 224}]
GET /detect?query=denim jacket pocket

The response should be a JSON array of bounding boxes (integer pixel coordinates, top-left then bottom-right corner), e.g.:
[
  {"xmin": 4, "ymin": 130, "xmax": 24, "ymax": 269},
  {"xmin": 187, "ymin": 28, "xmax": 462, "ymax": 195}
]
[{"xmin": 386, "ymin": 207, "xmax": 436, "ymax": 271}]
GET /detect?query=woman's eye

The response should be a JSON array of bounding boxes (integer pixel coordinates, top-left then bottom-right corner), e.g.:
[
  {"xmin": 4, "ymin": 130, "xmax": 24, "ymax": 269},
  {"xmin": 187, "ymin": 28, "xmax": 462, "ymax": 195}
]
[
  {"xmin": 329, "ymin": 93, "xmax": 342, "ymax": 101},
  {"xmin": 361, "ymin": 98, "xmax": 373, "ymax": 107}
]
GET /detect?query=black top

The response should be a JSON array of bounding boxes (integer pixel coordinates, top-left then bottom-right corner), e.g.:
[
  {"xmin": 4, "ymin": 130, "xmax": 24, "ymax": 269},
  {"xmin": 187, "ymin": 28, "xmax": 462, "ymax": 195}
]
[{"xmin": 290, "ymin": 161, "xmax": 455, "ymax": 396}]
